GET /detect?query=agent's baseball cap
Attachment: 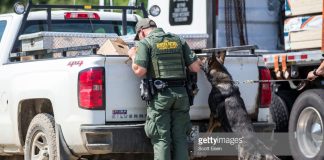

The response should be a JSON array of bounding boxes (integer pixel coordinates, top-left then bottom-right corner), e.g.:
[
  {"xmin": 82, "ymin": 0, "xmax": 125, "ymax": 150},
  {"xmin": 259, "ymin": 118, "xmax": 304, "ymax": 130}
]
[{"xmin": 134, "ymin": 18, "xmax": 157, "ymax": 40}]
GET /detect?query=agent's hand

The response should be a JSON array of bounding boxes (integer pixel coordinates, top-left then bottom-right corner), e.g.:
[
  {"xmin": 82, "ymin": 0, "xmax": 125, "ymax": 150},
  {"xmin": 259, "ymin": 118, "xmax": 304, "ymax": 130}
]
[
  {"xmin": 128, "ymin": 47, "xmax": 137, "ymax": 60},
  {"xmin": 307, "ymin": 71, "xmax": 317, "ymax": 81}
]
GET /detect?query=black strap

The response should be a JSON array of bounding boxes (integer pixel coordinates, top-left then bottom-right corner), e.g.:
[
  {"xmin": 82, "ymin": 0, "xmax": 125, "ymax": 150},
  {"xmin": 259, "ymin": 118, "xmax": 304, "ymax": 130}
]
[
  {"xmin": 166, "ymin": 81, "xmax": 186, "ymax": 87},
  {"xmin": 142, "ymin": 38, "xmax": 152, "ymax": 79}
]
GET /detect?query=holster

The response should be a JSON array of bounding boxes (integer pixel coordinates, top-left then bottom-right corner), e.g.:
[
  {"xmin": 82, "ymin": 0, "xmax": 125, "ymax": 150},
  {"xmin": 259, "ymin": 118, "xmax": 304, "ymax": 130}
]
[{"xmin": 140, "ymin": 79, "xmax": 155, "ymax": 103}]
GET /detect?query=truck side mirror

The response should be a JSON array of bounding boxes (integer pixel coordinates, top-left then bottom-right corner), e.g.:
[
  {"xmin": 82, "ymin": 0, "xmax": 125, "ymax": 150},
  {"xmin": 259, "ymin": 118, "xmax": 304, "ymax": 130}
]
[
  {"xmin": 13, "ymin": 2, "xmax": 26, "ymax": 15},
  {"xmin": 149, "ymin": 5, "xmax": 161, "ymax": 17}
]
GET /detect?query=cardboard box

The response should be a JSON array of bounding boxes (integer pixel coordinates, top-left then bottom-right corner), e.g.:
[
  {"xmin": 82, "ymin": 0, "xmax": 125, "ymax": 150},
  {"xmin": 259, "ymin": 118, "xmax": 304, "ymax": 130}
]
[
  {"xmin": 285, "ymin": 0, "xmax": 323, "ymax": 17},
  {"xmin": 20, "ymin": 56, "xmax": 34, "ymax": 61},
  {"xmin": 97, "ymin": 38, "xmax": 129, "ymax": 55},
  {"xmin": 284, "ymin": 15, "xmax": 322, "ymax": 50}
]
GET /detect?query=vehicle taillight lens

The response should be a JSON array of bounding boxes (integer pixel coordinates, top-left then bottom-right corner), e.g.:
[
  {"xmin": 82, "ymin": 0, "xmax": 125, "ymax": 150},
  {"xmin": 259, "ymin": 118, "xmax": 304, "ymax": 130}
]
[
  {"xmin": 260, "ymin": 68, "xmax": 272, "ymax": 107},
  {"xmin": 65, "ymin": 12, "xmax": 100, "ymax": 20},
  {"xmin": 78, "ymin": 67, "xmax": 105, "ymax": 109}
]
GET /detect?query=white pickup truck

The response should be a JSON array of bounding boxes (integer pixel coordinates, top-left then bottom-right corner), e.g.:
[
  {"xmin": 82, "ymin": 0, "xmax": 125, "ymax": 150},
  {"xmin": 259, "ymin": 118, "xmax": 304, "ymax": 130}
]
[{"xmin": 0, "ymin": 2, "xmax": 275, "ymax": 160}]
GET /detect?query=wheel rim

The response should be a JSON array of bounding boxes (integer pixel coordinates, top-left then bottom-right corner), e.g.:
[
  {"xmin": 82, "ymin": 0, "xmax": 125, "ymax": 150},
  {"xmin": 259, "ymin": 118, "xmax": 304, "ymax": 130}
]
[
  {"xmin": 31, "ymin": 131, "xmax": 49, "ymax": 160},
  {"xmin": 296, "ymin": 107, "xmax": 323, "ymax": 158}
]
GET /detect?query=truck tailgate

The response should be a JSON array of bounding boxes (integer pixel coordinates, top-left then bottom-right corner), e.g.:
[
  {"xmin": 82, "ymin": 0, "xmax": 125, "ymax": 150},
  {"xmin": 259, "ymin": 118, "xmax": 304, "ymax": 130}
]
[
  {"xmin": 105, "ymin": 57, "xmax": 147, "ymax": 122},
  {"xmin": 190, "ymin": 56, "xmax": 260, "ymax": 120}
]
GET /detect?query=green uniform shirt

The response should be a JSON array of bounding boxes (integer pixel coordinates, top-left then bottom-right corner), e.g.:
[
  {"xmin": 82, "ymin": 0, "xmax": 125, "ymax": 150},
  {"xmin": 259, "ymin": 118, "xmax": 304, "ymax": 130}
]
[{"xmin": 134, "ymin": 28, "xmax": 197, "ymax": 70}]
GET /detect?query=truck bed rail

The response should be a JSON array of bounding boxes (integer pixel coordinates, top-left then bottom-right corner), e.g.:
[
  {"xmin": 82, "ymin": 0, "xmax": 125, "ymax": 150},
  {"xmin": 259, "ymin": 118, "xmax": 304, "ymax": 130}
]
[
  {"xmin": 263, "ymin": 50, "xmax": 324, "ymax": 68},
  {"xmin": 194, "ymin": 45, "xmax": 258, "ymax": 57},
  {"xmin": 16, "ymin": 0, "xmax": 148, "ymax": 46}
]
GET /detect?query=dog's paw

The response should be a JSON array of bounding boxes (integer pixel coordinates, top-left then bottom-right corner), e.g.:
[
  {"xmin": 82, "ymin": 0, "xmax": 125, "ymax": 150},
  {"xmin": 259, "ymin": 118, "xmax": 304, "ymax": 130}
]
[
  {"xmin": 210, "ymin": 69, "xmax": 217, "ymax": 76},
  {"xmin": 264, "ymin": 154, "xmax": 280, "ymax": 160},
  {"xmin": 200, "ymin": 57, "xmax": 208, "ymax": 64},
  {"xmin": 199, "ymin": 57, "xmax": 209, "ymax": 72}
]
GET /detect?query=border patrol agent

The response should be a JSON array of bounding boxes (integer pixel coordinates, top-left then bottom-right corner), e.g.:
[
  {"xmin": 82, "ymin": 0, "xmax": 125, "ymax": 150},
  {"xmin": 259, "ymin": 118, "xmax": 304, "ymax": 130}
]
[{"xmin": 128, "ymin": 18, "xmax": 201, "ymax": 160}]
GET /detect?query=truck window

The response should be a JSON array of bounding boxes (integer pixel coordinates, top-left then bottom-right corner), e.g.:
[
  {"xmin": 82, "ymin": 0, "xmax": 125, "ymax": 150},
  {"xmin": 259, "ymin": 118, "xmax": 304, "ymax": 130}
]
[
  {"xmin": 0, "ymin": 21, "xmax": 7, "ymax": 42},
  {"xmin": 22, "ymin": 20, "xmax": 136, "ymax": 35}
]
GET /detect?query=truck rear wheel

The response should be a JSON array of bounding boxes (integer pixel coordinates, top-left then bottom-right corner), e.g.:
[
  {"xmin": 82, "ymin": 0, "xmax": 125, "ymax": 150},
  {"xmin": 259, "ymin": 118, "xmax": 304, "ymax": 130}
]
[
  {"xmin": 0, "ymin": 156, "xmax": 24, "ymax": 160},
  {"xmin": 270, "ymin": 93, "xmax": 289, "ymax": 132},
  {"xmin": 24, "ymin": 113, "xmax": 57, "ymax": 160},
  {"xmin": 289, "ymin": 89, "xmax": 324, "ymax": 160}
]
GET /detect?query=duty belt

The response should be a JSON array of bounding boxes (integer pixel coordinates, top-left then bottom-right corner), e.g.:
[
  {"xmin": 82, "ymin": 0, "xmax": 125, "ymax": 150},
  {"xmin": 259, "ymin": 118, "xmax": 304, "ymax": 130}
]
[{"xmin": 153, "ymin": 79, "xmax": 186, "ymax": 90}]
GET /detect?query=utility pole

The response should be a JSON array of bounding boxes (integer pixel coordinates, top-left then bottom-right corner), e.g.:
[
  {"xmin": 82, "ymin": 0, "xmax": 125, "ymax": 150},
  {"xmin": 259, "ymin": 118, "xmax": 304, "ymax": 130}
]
[
  {"xmin": 110, "ymin": 0, "xmax": 113, "ymax": 12},
  {"xmin": 99, "ymin": 0, "xmax": 104, "ymax": 12},
  {"xmin": 127, "ymin": 0, "xmax": 136, "ymax": 14}
]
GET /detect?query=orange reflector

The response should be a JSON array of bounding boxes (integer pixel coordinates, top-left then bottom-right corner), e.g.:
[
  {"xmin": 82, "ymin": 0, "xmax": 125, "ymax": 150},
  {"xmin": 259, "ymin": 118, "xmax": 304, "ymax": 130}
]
[{"xmin": 84, "ymin": 5, "xmax": 92, "ymax": 9}]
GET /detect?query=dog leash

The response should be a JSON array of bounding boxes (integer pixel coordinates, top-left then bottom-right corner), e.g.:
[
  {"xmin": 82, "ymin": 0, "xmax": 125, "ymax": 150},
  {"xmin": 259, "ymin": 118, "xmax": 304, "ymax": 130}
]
[
  {"xmin": 231, "ymin": 79, "xmax": 310, "ymax": 91},
  {"xmin": 232, "ymin": 79, "xmax": 308, "ymax": 84}
]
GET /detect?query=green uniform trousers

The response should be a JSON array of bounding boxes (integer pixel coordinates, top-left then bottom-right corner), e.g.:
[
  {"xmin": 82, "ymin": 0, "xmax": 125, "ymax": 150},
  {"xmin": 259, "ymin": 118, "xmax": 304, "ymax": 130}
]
[{"xmin": 144, "ymin": 87, "xmax": 191, "ymax": 160}]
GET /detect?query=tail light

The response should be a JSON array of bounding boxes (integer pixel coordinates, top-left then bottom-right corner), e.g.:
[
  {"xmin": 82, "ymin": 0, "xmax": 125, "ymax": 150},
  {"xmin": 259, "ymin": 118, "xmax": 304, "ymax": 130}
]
[
  {"xmin": 78, "ymin": 67, "xmax": 105, "ymax": 110},
  {"xmin": 65, "ymin": 12, "xmax": 100, "ymax": 20},
  {"xmin": 259, "ymin": 67, "xmax": 272, "ymax": 108}
]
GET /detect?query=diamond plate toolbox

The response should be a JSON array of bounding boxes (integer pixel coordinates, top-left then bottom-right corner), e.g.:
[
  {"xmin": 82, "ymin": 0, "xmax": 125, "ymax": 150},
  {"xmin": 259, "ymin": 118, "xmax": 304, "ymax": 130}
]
[
  {"xmin": 19, "ymin": 32, "xmax": 118, "ymax": 52},
  {"xmin": 19, "ymin": 32, "xmax": 208, "ymax": 53},
  {"xmin": 178, "ymin": 34, "xmax": 209, "ymax": 49}
]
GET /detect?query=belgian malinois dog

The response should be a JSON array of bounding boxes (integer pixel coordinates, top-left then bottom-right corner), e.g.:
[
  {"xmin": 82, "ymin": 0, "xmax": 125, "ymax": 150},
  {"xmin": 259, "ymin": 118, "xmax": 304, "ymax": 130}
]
[{"xmin": 201, "ymin": 52, "xmax": 280, "ymax": 160}]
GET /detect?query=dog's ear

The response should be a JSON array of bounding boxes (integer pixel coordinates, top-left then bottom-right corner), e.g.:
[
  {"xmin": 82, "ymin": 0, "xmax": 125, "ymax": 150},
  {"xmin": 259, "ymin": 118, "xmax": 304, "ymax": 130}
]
[
  {"xmin": 211, "ymin": 52, "xmax": 216, "ymax": 60},
  {"xmin": 217, "ymin": 51, "xmax": 226, "ymax": 65},
  {"xmin": 209, "ymin": 52, "xmax": 216, "ymax": 65}
]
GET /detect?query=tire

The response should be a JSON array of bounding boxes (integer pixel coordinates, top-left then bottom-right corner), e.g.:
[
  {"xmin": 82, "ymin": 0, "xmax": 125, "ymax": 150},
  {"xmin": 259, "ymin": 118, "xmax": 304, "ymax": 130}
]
[
  {"xmin": 0, "ymin": 156, "xmax": 24, "ymax": 160},
  {"xmin": 270, "ymin": 93, "xmax": 289, "ymax": 132},
  {"xmin": 289, "ymin": 89, "xmax": 324, "ymax": 160},
  {"xmin": 24, "ymin": 113, "xmax": 57, "ymax": 160},
  {"xmin": 276, "ymin": 90, "xmax": 298, "ymax": 113}
]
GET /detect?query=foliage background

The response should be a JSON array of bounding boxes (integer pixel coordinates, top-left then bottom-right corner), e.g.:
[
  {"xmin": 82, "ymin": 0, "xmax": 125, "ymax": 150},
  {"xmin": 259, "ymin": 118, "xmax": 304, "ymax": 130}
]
[{"xmin": 0, "ymin": 0, "xmax": 147, "ymax": 14}]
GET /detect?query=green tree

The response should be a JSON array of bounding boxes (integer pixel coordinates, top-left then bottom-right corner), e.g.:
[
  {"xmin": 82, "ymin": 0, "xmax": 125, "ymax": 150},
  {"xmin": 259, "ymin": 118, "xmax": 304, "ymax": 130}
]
[
  {"xmin": 0, "ymin": 0, "xmax": 15, "ymax": 13},
  {"xmin": 1, "ymin": 0, "xmax": 147, "ymax": 14}
]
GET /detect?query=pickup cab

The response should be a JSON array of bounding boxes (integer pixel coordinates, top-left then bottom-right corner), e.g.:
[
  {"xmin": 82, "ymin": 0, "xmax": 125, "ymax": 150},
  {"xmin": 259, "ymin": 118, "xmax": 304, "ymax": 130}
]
[{"xmin": 0, "ymin": 2, "xmax": 275, "ymax": 159}]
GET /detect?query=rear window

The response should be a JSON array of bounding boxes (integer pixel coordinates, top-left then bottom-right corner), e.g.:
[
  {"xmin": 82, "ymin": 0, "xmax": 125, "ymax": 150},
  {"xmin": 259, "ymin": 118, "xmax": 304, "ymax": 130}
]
[
  {"xmin": 0, "ymin": 21, "xmax": 7, "ymax": 42},
  {"xmin": 22, "ymin": 20, "xmax": 136, "ymax": 35}
]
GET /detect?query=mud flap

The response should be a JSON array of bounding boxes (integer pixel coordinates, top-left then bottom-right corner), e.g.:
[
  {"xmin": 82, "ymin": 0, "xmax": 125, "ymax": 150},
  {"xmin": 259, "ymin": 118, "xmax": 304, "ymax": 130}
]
[{"xmin": 55, "ymin": 124, "xmax": 79, "ymax": 160}]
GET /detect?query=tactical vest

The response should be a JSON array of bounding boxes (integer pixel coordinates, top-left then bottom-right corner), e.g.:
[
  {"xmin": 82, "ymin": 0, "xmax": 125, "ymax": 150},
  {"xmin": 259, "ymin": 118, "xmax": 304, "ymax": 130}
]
[{"xmin": 144, "ymin": 32, "xmax": 186, "ymax": 80}]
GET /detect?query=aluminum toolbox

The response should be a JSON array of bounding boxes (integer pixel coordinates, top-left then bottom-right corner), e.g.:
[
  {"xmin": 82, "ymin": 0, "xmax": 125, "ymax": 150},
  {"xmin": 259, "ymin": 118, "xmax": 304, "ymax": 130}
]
[
  {"xmin": 19, "ymin": 32, "xmax": 208, "ymax": 53},
  {"xmin": 19, "ymin": 32, "xmax": 118, "ymax": 52},
  {"xmin": 178, "ymin": 34, "xmax": 208, "ymax": 49}
]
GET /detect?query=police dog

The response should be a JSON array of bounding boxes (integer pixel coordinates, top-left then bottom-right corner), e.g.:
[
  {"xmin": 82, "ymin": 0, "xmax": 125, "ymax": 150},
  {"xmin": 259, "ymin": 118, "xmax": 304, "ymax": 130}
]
[
  {"xmin": 201, "ymin": 52, "xmax": 279, "ymax": 160},
  {"xmin": 200, "ymin": 51, "xmax": 250, "ymax": 133}
]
